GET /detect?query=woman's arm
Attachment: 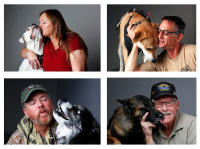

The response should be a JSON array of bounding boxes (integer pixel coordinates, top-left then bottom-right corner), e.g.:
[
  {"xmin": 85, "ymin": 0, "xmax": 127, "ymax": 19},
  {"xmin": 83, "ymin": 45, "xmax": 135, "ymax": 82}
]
[
  {"xmin": 20, "ymin": 48, "xmax": 41, "ymax": 69},
  {"xmin": 69, "ymin": 49, "xmax": 87, "ymax": 71}
]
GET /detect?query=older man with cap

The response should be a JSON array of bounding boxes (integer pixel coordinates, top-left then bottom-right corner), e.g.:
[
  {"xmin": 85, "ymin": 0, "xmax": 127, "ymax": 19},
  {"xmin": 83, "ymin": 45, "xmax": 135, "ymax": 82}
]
[
  {"xmin": 140, "ymin": 82, "xmax": 196, "ymax": 144},
  {"xmin": 7, "ymin": 84, "xmax": 57, "ymax": 144}
]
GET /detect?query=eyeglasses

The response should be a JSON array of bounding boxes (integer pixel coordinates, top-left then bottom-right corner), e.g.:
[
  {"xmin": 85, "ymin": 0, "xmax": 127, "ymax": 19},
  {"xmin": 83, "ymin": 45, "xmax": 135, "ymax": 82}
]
[
  {"xmin": 158, "ymin": 29, "xmax": 180, "ymax": 36},
  {"xmin": 154, "ymin": 99, "xmax": 177, "ymax": 108}
]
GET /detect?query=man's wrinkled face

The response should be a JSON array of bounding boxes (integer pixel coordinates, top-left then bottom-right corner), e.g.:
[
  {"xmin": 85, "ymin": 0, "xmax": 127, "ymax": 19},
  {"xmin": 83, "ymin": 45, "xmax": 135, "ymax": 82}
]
[
  {"xmin": 23, "ymin": 92, "xmax": 54, "ymax": 126},
  {"xmin": 154, "ymin": 96, "xmax": 179, "ymax": 127},
  {"xmin": 158, "ymin": 20, "xmax": 180, "ymax": 50}
]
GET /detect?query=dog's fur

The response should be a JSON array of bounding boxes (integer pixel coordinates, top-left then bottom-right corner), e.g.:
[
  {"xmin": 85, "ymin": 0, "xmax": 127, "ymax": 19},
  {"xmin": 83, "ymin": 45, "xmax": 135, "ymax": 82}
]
[
  {"xmin": 107, "ymin": 95, "xmax": 163, "ymax": 144},
  {"xmin": 53, "ymin": 98, "xmax": 100, "ymax": 144},
  {"xmin": 18, "ymin": 24, "xmax": 43, "ymax": 71},
  {"xmin": 117, "ymin": 9, "xmax": 158, "ymax": 71}
]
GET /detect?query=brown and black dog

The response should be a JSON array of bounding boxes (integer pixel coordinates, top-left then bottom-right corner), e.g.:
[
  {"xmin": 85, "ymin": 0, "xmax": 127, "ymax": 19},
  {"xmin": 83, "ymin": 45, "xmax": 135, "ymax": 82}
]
[
  {"xmin": 107, "ymin": 95, "xmax": 163, "ymax": 144},
  {"xmin": 117, "ymin": 8, "xmax": 158, "ymax": 71}
]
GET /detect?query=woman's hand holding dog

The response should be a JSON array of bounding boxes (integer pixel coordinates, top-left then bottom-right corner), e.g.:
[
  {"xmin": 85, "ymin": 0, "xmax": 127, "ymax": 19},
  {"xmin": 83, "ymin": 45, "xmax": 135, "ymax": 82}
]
[
  {"xmin": 20, "ymin": 48, "xmax": 41, "ymax": 69},
  {"xmin": 140, "ymin": 112, "xmax": 156, "ymax": 144}
]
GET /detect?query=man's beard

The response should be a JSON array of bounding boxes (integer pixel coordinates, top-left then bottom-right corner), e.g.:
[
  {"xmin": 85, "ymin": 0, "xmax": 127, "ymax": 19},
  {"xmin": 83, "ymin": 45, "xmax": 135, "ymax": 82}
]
[{"xmin": 32, "ymin": 112, "xmax": 53, "ymax": 126}]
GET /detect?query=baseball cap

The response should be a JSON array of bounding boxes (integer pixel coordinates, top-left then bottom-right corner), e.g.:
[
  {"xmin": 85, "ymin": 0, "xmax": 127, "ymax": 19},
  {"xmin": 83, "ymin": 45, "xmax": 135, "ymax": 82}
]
[
  {"xmin": 21, "ymin": 84, "xmax": 47, "ymax": 107},
  {"xmin": 151, "ymin": 82, "xmax": 177, "ymax": 101}
]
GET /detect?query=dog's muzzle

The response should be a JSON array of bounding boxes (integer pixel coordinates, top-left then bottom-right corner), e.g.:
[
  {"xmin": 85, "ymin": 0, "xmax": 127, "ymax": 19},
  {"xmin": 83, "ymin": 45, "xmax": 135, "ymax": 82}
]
[{"xmin": 56, "ymin": 105, "xmax": 69, "ymax": 120}]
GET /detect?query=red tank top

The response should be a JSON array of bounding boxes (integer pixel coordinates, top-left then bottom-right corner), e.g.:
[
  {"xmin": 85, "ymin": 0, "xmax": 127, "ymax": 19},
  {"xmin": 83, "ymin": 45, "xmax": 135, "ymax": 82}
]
[{"xmin": 42, "ymin": 34, "xmax": 84, "ymax": 71}]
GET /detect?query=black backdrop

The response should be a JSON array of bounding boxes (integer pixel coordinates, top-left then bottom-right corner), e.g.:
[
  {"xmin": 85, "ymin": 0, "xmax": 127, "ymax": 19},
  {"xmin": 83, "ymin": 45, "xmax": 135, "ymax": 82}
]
[{"xmin": 4, "ymin": 79, "xmax": 100, "ymax": 143}]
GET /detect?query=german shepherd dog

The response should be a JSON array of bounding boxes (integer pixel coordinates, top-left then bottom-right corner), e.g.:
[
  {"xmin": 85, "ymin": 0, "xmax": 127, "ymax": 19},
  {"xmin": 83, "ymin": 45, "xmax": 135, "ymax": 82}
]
[
  {"xmin": 53, "ymin": 98, "xmax": 100, "ymax": 144},
  {"xmin": 107, "ymin": 95, "xmax": 163, "ymax": 144},
  {"xmin": 117, "ymin": 8, "xmax": 158, "ymax": 71}
]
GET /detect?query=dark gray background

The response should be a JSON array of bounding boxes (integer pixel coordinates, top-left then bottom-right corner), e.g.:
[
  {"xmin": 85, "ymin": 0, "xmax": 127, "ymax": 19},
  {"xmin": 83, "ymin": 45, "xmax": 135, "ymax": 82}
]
[
  {"xmin": 4, "ymin": 79, "xmax": 100, "ymax": 143},
  {"xmin": 107, "ymin": 78, "xmax": 196, "ymax": 124},
  {"xmin": 4, "ymin": 5, "xmax": 100, "ymax": 71},
  {"xmin": 107, "ymin": 5, "xmax": 196, "ymax": 71}
]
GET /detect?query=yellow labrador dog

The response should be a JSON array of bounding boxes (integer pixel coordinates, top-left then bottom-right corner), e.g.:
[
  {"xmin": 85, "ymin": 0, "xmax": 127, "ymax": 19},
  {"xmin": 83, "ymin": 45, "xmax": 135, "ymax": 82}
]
[{"xmin": 117, "ymin": 8, "xmax": 158, "ymax": 71}]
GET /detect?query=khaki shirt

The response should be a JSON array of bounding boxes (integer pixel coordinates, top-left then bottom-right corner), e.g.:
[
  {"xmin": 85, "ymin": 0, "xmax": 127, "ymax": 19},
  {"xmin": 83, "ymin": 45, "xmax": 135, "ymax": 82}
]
[
  {"xmin": 153, "ymin": 112, "xmax": 196, "ymax": 144},
  {"xmin": 139, "ymin": 44, "xmax": 196, "ymax": 71}
]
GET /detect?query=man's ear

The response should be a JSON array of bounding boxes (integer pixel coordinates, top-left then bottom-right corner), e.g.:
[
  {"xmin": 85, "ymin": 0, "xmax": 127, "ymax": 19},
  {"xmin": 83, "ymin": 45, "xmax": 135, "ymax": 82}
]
[
  {"xmin": 23, "ymin": 107, "xmax": 29, "ymax": 118},
  {"xmin": 151, "ymin": 22, "xmax": 158, "ymax": 29},
  {"xmin": 176, "ymin": 100, "xmax": 180, "ymax": 109},
  {"xmin": 177, "ymin": 33, "xmax": 184, "ymax": 42}
]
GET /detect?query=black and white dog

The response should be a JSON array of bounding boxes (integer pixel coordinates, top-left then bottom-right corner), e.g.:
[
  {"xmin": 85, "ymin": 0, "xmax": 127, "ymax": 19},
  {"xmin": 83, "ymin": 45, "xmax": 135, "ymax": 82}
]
[
  {"xmin": 53, "ymin": 98, "xmax": 100, "ymax": 144},
  {"xmin": 18, "ymin": 24, "xmax": 43, "ymax": 71}
]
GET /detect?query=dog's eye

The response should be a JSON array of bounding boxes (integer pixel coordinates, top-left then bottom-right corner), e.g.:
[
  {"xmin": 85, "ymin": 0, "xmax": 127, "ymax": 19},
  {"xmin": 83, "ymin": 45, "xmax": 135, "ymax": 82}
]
[
  {"xmin": 140, "ymin": 107, "xmax": 146, "ymax": 111},
  {"xmin": 76, "ymin": 109, "xmax": 81, "ymax": 115},
  {"xmin": 146, "ymin": 48, "xmax": 152, "ymax": 51}
]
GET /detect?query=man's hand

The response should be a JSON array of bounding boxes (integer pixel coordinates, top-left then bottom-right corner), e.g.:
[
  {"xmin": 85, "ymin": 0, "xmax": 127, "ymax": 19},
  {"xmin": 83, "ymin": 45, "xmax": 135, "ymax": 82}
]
[
  {"xmin": 140, "ymin": 112, "xmax": 156, "ymax": 144},
  {"xmin": 124, "ymin": 43, "xmax": 138, "ymax": 71},
  {"xmin": 127, "ymin": 24, "xmax": 136, "ymax": 41}
]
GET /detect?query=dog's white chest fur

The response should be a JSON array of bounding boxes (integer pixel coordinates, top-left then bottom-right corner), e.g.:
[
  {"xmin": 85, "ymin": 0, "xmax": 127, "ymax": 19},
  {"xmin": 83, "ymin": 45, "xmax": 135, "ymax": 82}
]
[
  {"xmin": 55, "ymin": 122, "xmax": 81, "ymax": 144},
  {"xmin": 18, "ymin": 24, "xmax": 43, "ymax": 71}
]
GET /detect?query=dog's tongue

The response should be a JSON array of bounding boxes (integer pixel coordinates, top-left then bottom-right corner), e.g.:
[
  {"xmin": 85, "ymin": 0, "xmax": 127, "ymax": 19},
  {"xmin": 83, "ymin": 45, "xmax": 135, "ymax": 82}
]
[{"xmin": 31, "ymin": 27, "xmax": 37, "ymax": 39}]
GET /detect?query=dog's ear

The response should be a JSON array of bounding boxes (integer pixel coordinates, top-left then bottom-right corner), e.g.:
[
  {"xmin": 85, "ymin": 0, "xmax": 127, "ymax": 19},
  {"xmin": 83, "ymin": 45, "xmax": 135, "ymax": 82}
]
[
  {"xmin": 117, "ymin": 99, "xmax": 128, "ymax": 105},
  {"xmin": 132, "ymin": 31, "xmax": 146, "ymax": 43},
  {"xmin": 19, "ymin": 37, "xmax": 25, "ymax": 44}
]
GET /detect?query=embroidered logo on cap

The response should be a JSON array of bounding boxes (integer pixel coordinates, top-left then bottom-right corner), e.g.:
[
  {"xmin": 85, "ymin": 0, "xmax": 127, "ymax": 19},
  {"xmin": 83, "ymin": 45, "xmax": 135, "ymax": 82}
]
[
  {"xmin": 158, "ymin": 83, "xmax": 171, "ymax": 91},
  {"xmin": 26, "ymin": 84, "xmax": 36, "ymax": 91}
]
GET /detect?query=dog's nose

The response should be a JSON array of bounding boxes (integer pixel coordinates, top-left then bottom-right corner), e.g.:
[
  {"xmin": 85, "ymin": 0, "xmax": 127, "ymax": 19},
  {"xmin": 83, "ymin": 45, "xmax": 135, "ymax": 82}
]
[
  {"xmin": 151, "ymin": 58, "xmax": 157, "ymax": 63},
  {"xmin": 157, "ymin": 113, "xmax": 164, "ymax": 119},
  {"xmin": 32, "ymin": 23, "xmax": 39, "ymax": 28}
]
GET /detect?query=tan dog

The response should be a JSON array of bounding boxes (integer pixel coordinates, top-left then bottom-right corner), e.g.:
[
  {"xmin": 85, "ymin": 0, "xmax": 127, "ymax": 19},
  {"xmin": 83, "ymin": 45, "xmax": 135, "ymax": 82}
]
[{"xmin": 117, "ymin": 8, "xmax": 158, "ymax": 71}]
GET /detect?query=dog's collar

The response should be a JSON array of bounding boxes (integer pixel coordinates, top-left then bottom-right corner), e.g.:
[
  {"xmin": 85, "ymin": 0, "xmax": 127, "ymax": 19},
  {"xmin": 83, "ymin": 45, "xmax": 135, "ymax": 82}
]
[
  {"xmin": 130, "ymin": 8, "xmax": 151, "ymax": 22},
  {"xmin": 127, "ymin": 15, "xmax": 145, "ymax": 29},
  {"xmin": 116, "ymin": 8, "xmax": 151, "ymax": 30}
]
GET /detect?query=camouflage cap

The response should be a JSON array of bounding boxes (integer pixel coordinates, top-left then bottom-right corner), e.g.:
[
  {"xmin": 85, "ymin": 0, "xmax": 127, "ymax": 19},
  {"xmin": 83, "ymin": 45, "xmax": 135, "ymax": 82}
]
[{"xmin": 21, "ymin": 84, "xmax": 47, "ymax": 107}]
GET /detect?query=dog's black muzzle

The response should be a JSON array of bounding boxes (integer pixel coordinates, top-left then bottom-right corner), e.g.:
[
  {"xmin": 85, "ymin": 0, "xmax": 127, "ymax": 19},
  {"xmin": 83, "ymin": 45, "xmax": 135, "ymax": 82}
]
[
  {"xmin": 55, "ymin": 98, "xmax": 70, "ymax": 121},
  {"xmin": 55, "ymin": 106, "xmax": 69, "ymax": 121},
  {"xmin": 151, "ymin": 58, "xmax": 157, "ymax": 63},
  {"xmin": 146, "ymin": 109, "xmax": 163, "ymax": 125}
]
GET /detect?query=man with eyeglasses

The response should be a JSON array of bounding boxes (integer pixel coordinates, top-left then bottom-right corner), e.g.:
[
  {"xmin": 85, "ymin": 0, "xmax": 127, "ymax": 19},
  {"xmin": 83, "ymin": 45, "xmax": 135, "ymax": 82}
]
[
  {"xmin": 125, "ymin": 16, "xmax": 196, "ymax": 71},
  {"xmin": 7, "ymin": 84, "xmax": 57, "ymax": 144},
  {"xmin": 140, "ymin": 82, "xmax": 196, "ymax": 144}
]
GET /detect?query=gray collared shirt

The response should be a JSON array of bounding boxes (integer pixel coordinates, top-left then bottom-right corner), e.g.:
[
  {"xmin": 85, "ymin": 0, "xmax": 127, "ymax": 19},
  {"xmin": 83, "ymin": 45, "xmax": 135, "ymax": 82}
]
[{"xmin": 153, "ymin": 111, "xmax": 196, "ymax": 144}]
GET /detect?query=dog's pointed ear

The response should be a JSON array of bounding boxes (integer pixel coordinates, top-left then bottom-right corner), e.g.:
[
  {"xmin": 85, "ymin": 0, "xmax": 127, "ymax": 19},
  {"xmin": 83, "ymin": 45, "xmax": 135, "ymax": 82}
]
[
  {"xmin": 117, "ymin": 99, "xmax": 128, "ymax": 105},
  {"xmin": 19, "ymin": 37, "xmax": 24, "ymax": 44}
]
